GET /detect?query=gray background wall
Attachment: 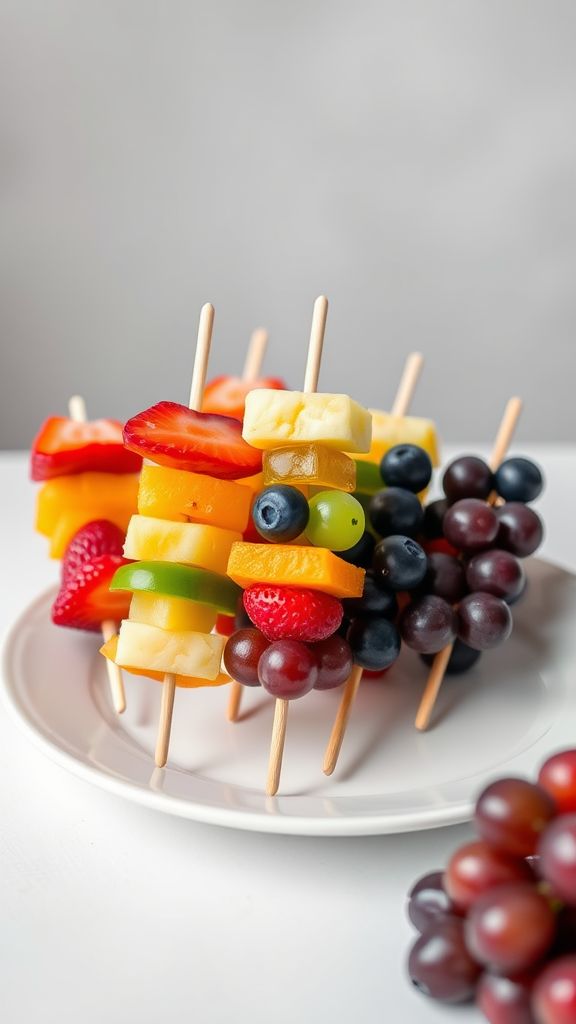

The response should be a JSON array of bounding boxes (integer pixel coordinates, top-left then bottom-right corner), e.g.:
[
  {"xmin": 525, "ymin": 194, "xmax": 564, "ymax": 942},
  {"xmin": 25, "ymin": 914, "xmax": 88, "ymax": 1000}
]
[{"xmin": 1, "ymin": 0, "xmax": 575, "ymax": 448}]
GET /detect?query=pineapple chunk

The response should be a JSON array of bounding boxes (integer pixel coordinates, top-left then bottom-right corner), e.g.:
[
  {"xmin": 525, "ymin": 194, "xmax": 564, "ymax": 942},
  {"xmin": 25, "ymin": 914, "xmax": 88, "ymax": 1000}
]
[
  {"xmin": 100, "ymin": 635, "xmax": 230, "ymax": 689},
  {"xmin": 243, "ymin": 390, "xmax": 372, "ymax": 453},
  {"xmin": 115, "ymin": 620, "xmax": 224, "ymax": 679},
  {"xmin": 123, "ymin": 515, "xmax": 241, "ymax": 575},
  {"xmin": 354, "ymin": 411, "xmax": 439, "ymax": 467},
  {"xmin": 129, "ymin": 592, "xmax": 217, "ymax": 633}
]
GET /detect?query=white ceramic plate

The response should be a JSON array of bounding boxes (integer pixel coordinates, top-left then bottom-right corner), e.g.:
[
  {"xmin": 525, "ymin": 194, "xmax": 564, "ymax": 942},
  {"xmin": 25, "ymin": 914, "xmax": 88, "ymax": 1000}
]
[{"xmin": 2, "ymin": 559, "xmax": 575, "ymax": 836}]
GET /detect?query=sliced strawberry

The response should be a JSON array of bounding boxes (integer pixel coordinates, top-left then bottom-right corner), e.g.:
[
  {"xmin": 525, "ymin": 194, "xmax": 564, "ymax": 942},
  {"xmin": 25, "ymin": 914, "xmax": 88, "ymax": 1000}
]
[
  {"xmin": 123, "ymin": 402, "xmax": 262, "ymax": 479},
  {"xmin": 62, "ymin": 520, "xmax": 127, "ymax": 582},
  {"xmin": 202, "ymin": 375, "xmax": 286, "ymax": 422},
  {"xmin": 31, "ymin": 416, "xmax": 141, "ymax": 481},
  {"xmin": 243, "ymin": 584, "xmax": 343, "ymax": 642},
  {"xmin": 52, "ymin": 554, "xmax": 131, "ymax": 632}
]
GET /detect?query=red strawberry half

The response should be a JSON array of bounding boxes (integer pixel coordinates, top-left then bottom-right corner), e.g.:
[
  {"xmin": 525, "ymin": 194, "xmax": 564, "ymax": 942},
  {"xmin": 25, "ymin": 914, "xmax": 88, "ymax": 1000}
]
[
  {"xmin": 123, "ymin": 401, "xmax": 262, "ymax": 479},
  {"xmin": 243, "ymin": 584, "xmax": 343, "ymax": 642},
  {"xmin": 52, "ymin": 554, "xmax": 131, "ymax": 632},
  {"xmin": 62, "ymin": 519, "xmax": 126, "ymax": 581}
]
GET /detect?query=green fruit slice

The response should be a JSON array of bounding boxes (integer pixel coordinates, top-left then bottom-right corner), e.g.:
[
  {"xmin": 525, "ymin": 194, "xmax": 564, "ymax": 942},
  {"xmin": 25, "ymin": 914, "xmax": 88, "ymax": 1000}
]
[
  {"xmin": 110, "ymin": 561, "xmax": 240, "ymax": 614},
  {"xmin": 354, "ymin": 460, "xmax": 383, "ymax": 495}
]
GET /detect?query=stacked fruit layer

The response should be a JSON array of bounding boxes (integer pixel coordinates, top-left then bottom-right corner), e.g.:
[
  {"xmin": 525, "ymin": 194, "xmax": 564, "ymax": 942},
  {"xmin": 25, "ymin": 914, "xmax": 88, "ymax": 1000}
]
[
  {"xmin": 101, "ymin": 401, "xmax": 262, "ymax": 688},
  {"xmin": 407, "ymin": 750, "xmax": 576, "ymax": 1022},
  {"xmin": 223, "ymin": 388, "xmax": 372, "ymax": 698}
]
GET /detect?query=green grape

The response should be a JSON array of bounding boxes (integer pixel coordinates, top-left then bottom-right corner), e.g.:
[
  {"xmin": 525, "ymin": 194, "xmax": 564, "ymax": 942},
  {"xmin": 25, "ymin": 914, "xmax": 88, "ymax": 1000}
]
[
  {"xmin": 305, "ymin": 491, "xmax": 366, "ymax": 551},
  {"xmin": 354, "ymin": 459, "xmax": 383, "ymax": 494}
]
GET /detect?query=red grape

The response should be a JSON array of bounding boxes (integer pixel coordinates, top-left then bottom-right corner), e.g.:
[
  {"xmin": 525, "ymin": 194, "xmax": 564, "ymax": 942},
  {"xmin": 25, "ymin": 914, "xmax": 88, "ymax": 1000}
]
[
  {"xmin": 311, "ymin": 634, "xmax": 353, "ymax": 690},
  {"xmin": 442, "ymin": 456, "xmax": 494, "ymax": 504},
  {"xmin": 539, "ymin": 751, "xmax": 576, "ymax": 815},
  {"xmin": 496, "ymin": 503, "xmax": 544, "ymax": 558},
  {"xmin": 443, "ymin": 498, "xmax": 499, "ymax": 552},
  {"xmin": 465, "ymin": 883, "xmax": 556, "ymax": 974},
  {"xmin": 399, "ymin": 595, "xmax": 457, "ymax": 653},
  {"xmin": 475, "ymin": 778, "xmax": 556, "ymax": 857},
  {"xmin": 420, "ymin": 639, "xmax": 482, "ymax": 674},
  {"xmin": 538, "ymin": 815, "xmax": 576, "ymax": 906},
  {"xmin": 422, "ymin": 551, "xmax": 468, "ymax": 603},
  {"xmin": 257, "ymin": 640, "xmax": 318, "ymax": 699},
  {"xmin": 466, "ymin": 549, "xmax": 526, "ymax": 602},
  {"xmin": 476, "ymin": 971, "xmax": 534, "ymax": 1024},
  {"xmin": 445, "ymin": 840, "xmax": 533, "ymax": 912},
  {"xmin": 532, "ymin": 955, "xmax": 576, "ymax": 1023},
  {"xmin": 457, "ymin": 592, "xmax": 513, "ymax": 649},
  {"xmin": 223, "ymin": 628, "xmax": 269, "ymax": 686},
  {"xmin": 408, "ymin": 917, "xmax": 481, "ymax": 1003},
  {"xmin": 407, "ymin": 871, "xmax": 455, "ymax": 932}
]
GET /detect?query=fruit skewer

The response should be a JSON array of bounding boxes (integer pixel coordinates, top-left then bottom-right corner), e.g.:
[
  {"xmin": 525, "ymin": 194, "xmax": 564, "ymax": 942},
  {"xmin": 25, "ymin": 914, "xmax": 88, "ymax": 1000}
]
[
  {"xmin": 68, "ymin": 395, "xmax": 127, "ymax": 715},
  {"xmin": 321, "ymin": 353, "xmax": 429, "ymax": 777},
  {"xmin": 414, "ymin": 396, "xmax": 523, "ymax": 731}
]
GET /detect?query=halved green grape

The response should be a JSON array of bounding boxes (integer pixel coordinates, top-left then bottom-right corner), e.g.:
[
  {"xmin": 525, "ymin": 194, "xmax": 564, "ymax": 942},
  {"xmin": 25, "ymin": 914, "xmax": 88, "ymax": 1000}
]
[
  {"xmin": 110, "ymin": 560, "xmax": 240, "ymax": 614},
  {"xmin": 305, "ymin": 491, "xmax": 365, "ymax": 551}
]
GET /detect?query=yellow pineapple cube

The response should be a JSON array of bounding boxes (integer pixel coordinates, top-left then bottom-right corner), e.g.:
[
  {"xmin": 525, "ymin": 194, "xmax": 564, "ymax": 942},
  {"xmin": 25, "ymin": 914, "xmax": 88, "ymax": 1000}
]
[
  {"xmin": 115, "ymin": 620, "xmax": 224, "ymax": 679},
  {"xmin": 243, "ymin": 390, "xmax": 372, "ymax": 453},
  {"xmin": 123, "ymin": 515, "xmax": 241, "ymax": 575},
  {"xmin": 128, "ymin": 592, "xmax": 217, "ymax": 633}
]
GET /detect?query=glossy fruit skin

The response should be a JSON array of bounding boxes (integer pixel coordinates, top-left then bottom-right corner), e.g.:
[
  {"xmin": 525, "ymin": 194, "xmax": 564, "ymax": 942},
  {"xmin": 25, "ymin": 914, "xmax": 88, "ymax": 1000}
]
[
  {"xmin": 372, "ymin": 535, "xmax": 427, "ymax": 591},
  {"xmin": 496, "ymin": 504, "xmax": 544, "ymax": 558},
  {"xmin": 408, "ymin": 872, "xmax": 455, "ymax": 933},
  {"xmin": 52, "ymin": 554, "xmax": 131, "ymax": 632},
  {"xmin": 538, "ymin": 815, "xmax": 576, "ymax": 905},
  {"xmin": 400, "ymin": 595, "xmax": 458, "ymax": 654},
  {"xmin": 368, "ymin": 487, "xmax": 424, "ymax": 538},
  {"xmin": 62, "ymin": 519, "xmax": 126, "ymax": 580},
  {"xmin": 346, "ymin": 616, "xmax": 401, "ymax": 671},
  {"xmin": 476, "ymin": 972, "xmax": 534, "ymax": 1024},
  {"xmin": 306, "ymin": 491, "xmax": 365, "ymax": 551},
  {"xmin": 338, "ymin": 530, "xmax": 375, "ymax": 569},
  {"xmin": 258, "ymin": 640, "xmax": 318, "ymax": 699},
  {"xmin": 123, "ymin": 401, "xmax": 262, "ymax": 479},
  {"xmin": 443, "ymin": 499, "xmax": 499, "ymax": 553},
  {"xmin": 420, "ymin": 639, "xmax": 482, "ymax": 675},
  {"xmin": 312, "ymin": 635, "xmax": 354, "ymax": 690},
  {"xmin": 422, "ymin": 552, "xmax": 467, "ymax": 603},
  {"xmin": 408, "ymin": 917, "xmax": 481, "ymax": 1004},
  {"xmin": 380, "ymin": 444, "xmax": 432, "ymax": 493},
  {"xmin": 243, "ymin": 584, "xmax": 343, "ymax": 642},
  {"xmin": 466, "ymin": 549, "xmax": 526, "ymax": 602},
  {"xmin": 343, "ymin": 572, "xmax": 398, "ymax": 619},
  {"xmin": 494, "ymin": 458, "xmax": 544, "ymax": 504},
  {"xmin": 442, "ymin": 456, "xmax": 494, "ymax": 504},
  {"xmin": 252, "ymin": 485, "xmax": 309, "ymax": 543},
  {"xmin": 539, "ymin": 750, "xmax": 576, "ymax": 815},
  {"xmin": 457, "ymin": 592, "xmax": 513, "ymax": 650},
  {"xmin": 465, "ymin": 883, "xmax": 556, "ymax": 974},
  {"xmin": 421, "ymin": 498, "xmax": 449, "ymax": 540},
  {"xmin": 474, "ymin": 778, "xmax": 556, "ymax": 857},
  {"xmin": 532, "ymin": 955, "xmax": 576, "ymax": 1023},
  {"xmin": 223, "ymin": 629, "xmax": 269, "ymax": 686},
  {"xmin": 445, "ymin": 840, "xmax": 534, "ymax": 912}
]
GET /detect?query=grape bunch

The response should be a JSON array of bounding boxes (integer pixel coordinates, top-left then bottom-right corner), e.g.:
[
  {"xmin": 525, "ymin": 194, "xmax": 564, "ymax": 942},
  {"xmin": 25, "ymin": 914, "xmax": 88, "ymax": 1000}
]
[
  {"xmin": 407, "ymin": 750, "xmax": 576, "ymax": 1022},
  {"xmin": 341, "ymin": 447, "xmax": 544, "ymax": 675}
]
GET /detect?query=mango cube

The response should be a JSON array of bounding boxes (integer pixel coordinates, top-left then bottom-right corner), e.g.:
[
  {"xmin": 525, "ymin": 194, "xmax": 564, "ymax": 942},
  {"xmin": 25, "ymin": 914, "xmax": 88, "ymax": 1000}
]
[
  {"xmin": 243, "ymin": 390, "xmax": 372, "ymax": 454},
  {"xmin": 36, "ymin": 471, "xmax": 139, "ymax": 557},
  {"xmin": 263, "ymin": 444, "xmax": 356, "ymax": 491},
  {"xmin": 138, "ymin": 465, "xmax": 252, "ymax": 532},
  {"xmin": 227, "ymin": 541, "xmax": 364, "ymax": 598},
  {"xmin": 100, "ymin": 635, "xmax": 230, "ymax": 689},
  {"xmin": 115, "ymin": 620, "xmax": 224, "ymax": 679},
  {"xmin": 128, "ymin": 593, "xmax": 217, "ymax": 633},
  {"xmin": 123, "ymin": 515, "xmax": 241, "ymax": 576}
]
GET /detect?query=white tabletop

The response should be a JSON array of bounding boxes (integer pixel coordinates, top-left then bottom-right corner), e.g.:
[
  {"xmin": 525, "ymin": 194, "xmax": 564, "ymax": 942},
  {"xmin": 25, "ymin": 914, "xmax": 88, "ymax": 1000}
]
[{"xmin": 1, "ymin": 445, "xmax": 573, "ymax": 1024}]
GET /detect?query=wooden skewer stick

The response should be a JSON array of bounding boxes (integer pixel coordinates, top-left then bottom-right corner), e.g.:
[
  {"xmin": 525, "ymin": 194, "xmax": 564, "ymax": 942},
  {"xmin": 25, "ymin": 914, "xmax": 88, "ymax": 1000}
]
[
  {"xmin": 154, "ymin": 302, "xmax": 215, "ymax": 767},
  {"xmin": 414, "ymin": 396, "xmax": 523, "ymax": 732},
  {"xmin": 266, "ymin": 295, "xmax": 328, "ymax": 796},
  {"xmin": 227, "ymin": 327, "xmax": 270, "ymax": 724},
  {"xmin": 322, "ymin": 351, "xmax": 425, "ymax": 776},
  {"xmin": 67, "ymin": 396, "xmax": 127, "ymax": 715}
]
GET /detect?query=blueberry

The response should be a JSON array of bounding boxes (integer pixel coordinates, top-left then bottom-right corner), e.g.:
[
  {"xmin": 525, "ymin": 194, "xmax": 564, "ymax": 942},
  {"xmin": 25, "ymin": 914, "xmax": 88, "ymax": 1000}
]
[
  {"xmin": 369, "ymin": 487, "xmax": 424, "ymax": 538},
  {"xmin": 494, "ymin": 458, "xmax": 544, "ymax": 504},
  {"xmin": 372, "ymin": 535, "xmax": 427, "ymax": 591},
  {"xmin": 252, "ymin": 485, "xmax": 309, "ymax": 543},
  {"xmin": 347, "ymin": 616, "xmax": 401, "ymax": 671},
  {"xmin": 338, "ymin": 530, "xmax": 375, "ymax": 569},
  {"xmin": 380, "ymin": 444, "xmax": 432, "ymax": 493},
  {"xmin": 421, "ymin": 499, "xmax": 449, "ymax": 540},
  {"xmin": 343, "ymin": 572, "xmax": 398, "ymax": 619}
]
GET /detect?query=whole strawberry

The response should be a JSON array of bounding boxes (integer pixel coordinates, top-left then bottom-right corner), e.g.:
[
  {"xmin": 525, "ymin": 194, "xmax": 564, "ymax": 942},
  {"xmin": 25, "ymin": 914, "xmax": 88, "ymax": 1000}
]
[
  {"xmin": 52, "ymin": 554, "xmax": 131, "ymax": 631},
  {"xmin": 62, "ymin": 520, "xmax": 126, "ymax": 581},
  {"xmin": 243, "ymin": 583, "xmax": 343, "ymax": 642}
]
